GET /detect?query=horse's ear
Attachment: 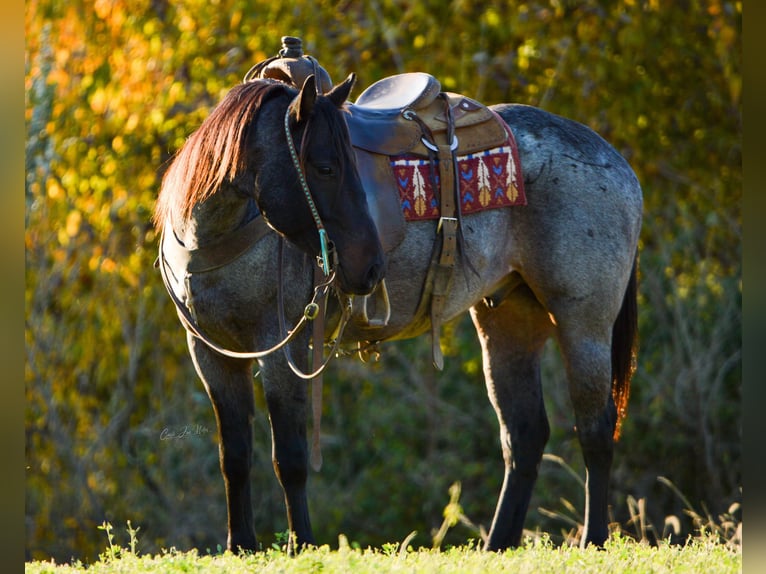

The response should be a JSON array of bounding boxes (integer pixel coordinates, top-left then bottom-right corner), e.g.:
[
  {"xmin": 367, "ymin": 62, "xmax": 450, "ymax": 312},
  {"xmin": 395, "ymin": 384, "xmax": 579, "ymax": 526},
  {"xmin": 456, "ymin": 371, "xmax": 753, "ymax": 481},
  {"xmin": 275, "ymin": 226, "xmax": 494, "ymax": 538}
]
[
  {"xmin": 294, "ymin": 75, "xmax": 318, "ymax": 123},
  {"xmin": 326, "ymin": 73, "xmax": 356, "ymax": 108}
]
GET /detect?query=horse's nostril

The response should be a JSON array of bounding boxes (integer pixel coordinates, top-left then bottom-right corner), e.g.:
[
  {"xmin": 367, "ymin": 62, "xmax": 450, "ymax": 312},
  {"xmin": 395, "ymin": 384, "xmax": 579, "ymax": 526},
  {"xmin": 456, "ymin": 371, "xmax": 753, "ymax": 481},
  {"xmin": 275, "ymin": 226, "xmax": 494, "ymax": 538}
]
[{"xmin": 367, "ymin": 260, "xmax": 385, "ymax": 288}]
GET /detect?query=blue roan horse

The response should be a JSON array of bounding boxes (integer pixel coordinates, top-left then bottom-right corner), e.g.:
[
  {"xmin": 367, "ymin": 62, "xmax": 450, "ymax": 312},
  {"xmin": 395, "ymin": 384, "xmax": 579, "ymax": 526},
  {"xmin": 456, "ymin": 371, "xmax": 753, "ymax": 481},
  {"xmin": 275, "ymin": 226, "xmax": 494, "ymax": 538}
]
[{"xmin": 154, "ymin": 50, "xmax": 642, "ymax": 554}]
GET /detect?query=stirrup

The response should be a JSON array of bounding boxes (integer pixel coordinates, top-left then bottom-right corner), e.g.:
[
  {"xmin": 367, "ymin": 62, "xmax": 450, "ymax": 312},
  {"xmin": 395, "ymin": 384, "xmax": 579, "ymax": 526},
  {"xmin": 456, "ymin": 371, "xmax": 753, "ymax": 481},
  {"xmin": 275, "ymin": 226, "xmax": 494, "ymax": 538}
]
[{"xmin": 360, "ymin": 279, "xmax": 391, "ymax": 327}]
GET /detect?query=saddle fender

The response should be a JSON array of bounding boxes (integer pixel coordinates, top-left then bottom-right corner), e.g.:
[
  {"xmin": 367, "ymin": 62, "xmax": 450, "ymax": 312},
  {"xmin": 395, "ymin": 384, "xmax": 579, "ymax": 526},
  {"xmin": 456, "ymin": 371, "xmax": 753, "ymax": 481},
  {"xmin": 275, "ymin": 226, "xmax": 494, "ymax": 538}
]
[{"xmin": 353, "ymin": 147, "xmax": 407, "ymax": 254}]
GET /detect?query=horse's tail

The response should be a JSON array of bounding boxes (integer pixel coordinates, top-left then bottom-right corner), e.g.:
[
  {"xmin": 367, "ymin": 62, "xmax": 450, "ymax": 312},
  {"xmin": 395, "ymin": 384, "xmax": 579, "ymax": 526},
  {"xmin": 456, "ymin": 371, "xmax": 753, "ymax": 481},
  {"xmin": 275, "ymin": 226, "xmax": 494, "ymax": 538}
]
[{"xmin": 611, "ymin": 252, "xmax": 639, "ymax": 441}]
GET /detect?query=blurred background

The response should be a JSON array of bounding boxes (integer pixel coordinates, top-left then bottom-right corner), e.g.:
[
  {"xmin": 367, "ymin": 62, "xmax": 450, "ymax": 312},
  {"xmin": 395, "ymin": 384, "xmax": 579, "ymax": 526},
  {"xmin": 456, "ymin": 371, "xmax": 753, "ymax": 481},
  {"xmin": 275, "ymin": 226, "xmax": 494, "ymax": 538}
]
[{"xmin": 25, "ymin": 0, "xmax": 740, "ymax": 562}]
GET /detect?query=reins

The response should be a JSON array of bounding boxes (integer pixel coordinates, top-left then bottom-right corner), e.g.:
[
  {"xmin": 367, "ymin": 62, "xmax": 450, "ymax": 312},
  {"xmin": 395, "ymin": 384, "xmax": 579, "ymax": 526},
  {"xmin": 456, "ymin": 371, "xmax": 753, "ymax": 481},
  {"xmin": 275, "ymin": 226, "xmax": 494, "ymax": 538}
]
[
  {"xmin": 157, "ymin": 230, "xmax": 338, "ymax": 363},
  {"xmin": 277, "ymin": 242, "xmax": 352, "ymax": 381}
]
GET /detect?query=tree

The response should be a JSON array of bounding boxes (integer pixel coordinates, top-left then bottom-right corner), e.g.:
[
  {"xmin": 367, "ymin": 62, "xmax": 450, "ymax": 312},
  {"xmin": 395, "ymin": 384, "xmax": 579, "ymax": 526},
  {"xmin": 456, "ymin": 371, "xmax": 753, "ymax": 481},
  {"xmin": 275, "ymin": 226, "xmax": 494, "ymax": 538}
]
[{"xmin": 26, "ymin": 0, "xmax": 740, "ymax": 561}]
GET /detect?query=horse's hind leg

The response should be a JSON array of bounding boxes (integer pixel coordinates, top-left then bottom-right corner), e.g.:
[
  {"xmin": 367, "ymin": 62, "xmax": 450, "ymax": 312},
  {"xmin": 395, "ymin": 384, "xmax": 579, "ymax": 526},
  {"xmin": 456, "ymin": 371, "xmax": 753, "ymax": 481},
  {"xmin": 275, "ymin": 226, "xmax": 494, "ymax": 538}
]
[
  {"xmin": 470, "ymin": 284, "xmax": 555, "ymax": 550},
  {"xmin": 187, "ymin": 334, "xmax": 257, "ymax": 553},
  {"xmin": 551, "ymin": 302, "xmax": 618, "ymax": 548}
]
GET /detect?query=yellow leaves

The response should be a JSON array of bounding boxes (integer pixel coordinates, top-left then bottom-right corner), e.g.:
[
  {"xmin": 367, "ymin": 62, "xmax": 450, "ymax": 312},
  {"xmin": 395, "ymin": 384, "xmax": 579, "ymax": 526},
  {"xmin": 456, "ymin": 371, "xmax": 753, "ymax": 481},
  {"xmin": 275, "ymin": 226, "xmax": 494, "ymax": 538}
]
[
  {"xmin": 101, "ymin": 157, "xmax": 118, "ymax": 178},
  {"xmin": 517, "ymin": 39, "xmax": 538, "ymax": 71},
  {"xmin": 48, "ymin": 67, "xmax": 71, "ymax": 91},
  {"xmin": 120, "ymin": 253, "xmax": 141, "ymax": 288},
  {"xmin": 168, "ymin": 81, "xmax": 187, "ymax": 107},
  {"xmin": 111, "ymin": 135, "xmax": 125, "ymax": 154},
  {"xmin": 230, "ymin": 9, "xmax": 243, "ymax": 30},
  {"xmin": 148, "ymin": 108, "xmax": 166, "ymax": 128},
  {"xmin": 59, "ymin": 210, "xmax": 82, "ymax": 245},
  {"xmin": 178, "ymin": 12, "xmax": 197, "ymax": 33},
  {"xmin": 482, "ymin": 7, "xmax": 501, "ymax": 28},
  {"xmin": 66, "ymin": 210, "xmax": 82, "ymax": 237},
  {"xmin": 125, "ymin": 113, "xmax": 140, "ymax": 133},
  {"xmin": 90, "ymin": 87, "xmax": 109, "ymax": 115},
  {"xmin": 93, "ymin": 0, "xmax": 112, "ymax": 20},
  {"xmin": 47, "ymin": 179, "xmax": 64, "ymax": 200},
  {"xmin": 95, "ymin": 256, "xmax": 118, "ymax": 274},
  {"xmin": 94, "ymin": 0, "xmax": 127, "ymax": 34}
]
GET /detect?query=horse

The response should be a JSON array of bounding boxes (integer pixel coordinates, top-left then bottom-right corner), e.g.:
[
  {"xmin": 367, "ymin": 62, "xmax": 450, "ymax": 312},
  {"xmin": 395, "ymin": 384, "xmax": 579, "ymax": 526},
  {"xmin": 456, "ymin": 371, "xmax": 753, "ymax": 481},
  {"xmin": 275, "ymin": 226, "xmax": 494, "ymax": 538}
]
[{"xmin": 154, "ymin": 63, "xmax": 642, "ymax": 554}]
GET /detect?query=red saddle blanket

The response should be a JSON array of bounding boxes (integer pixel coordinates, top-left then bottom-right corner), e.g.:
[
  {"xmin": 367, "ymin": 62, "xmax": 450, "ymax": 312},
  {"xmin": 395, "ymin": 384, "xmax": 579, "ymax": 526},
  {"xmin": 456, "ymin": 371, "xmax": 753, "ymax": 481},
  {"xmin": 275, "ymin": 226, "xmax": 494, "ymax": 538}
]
[{"xmin": 390, "ymin": 139, "xmax": 526, "ymax": 221}]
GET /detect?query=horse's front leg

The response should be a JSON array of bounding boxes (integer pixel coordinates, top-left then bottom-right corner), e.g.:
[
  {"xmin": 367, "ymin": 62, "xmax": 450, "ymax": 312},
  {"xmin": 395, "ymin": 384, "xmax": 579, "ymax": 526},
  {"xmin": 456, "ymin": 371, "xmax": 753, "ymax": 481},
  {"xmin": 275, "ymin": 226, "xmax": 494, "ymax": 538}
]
[
  {"xmin": 259, "ymin": 349, "xmax": 315, "ymax": 553},
  {"xmin": 187, "ymin": 334, "xmax": 257, "ymax": 553}
]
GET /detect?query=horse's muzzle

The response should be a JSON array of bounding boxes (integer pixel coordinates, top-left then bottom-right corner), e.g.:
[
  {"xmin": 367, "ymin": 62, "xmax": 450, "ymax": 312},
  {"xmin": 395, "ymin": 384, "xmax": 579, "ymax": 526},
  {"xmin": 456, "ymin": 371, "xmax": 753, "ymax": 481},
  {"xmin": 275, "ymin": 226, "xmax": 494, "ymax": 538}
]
[{"xmin": 338, "ymin": 255, "xmax": 386, "ymax": 296}]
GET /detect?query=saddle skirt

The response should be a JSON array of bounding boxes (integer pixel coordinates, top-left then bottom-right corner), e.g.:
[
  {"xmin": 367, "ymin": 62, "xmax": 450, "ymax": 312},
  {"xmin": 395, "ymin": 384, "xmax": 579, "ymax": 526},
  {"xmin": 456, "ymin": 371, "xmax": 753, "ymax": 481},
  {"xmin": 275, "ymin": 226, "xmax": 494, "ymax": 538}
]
[{"xmin": 346, "ymin": 72, "xmax": 526, "ymax": 253}]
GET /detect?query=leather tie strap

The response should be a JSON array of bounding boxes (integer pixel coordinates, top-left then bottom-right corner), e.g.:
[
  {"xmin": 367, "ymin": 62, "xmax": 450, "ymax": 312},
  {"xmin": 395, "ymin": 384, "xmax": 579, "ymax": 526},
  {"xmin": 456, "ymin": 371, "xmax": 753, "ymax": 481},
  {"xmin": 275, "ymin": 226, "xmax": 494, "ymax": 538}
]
[
  {"xmin": 429, "ymin": 95, "xmax": 459, "ymax": 370},
  {"xmin": 310, "ymin": 262, "xmax": 327, "ymax": 472}
]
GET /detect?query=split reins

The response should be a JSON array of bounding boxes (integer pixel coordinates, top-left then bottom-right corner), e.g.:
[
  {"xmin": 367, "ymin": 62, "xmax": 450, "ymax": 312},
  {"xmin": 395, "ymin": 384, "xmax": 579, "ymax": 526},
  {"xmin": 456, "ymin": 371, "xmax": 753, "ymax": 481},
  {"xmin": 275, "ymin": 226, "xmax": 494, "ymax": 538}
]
[
  {"xmin": 158, "ymin": 93, "xmax": 341, "ymax": 367},
  {"xmin": 157, "ymin": 230, "xmax": 344, "ymax": 369}
]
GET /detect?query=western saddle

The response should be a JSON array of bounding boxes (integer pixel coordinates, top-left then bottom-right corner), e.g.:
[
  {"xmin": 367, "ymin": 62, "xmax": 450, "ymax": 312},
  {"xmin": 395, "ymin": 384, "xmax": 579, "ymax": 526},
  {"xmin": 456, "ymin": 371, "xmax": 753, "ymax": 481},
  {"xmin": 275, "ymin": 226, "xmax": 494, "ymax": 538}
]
[{"xmin": 246, "ymin": 37, "xmax": 511, "ymax": 370}]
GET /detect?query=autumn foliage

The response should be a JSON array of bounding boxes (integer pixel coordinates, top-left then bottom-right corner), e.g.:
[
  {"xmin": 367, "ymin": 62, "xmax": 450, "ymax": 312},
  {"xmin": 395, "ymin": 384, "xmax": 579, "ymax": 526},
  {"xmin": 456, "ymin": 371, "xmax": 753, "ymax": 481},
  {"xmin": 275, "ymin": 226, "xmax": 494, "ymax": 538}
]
[{"xmin": 26, "ymin": 0, "xmax": 740, "ymax": 562}]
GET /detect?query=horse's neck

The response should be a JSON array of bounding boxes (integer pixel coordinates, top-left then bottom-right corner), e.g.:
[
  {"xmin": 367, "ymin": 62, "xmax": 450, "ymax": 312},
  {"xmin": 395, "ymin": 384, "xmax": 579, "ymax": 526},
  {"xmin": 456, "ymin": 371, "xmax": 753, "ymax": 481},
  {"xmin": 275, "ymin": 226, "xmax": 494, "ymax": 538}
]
[{"xmin": 176, "ymin": 183, "xmax": 256, "ymax": 249}]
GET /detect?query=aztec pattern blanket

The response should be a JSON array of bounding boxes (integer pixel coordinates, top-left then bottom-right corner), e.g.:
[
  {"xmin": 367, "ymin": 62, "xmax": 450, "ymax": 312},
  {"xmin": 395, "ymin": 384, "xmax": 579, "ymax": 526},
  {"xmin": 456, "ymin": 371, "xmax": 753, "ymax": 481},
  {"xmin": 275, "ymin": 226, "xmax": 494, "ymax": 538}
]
[{"xmin": 390, "ymin": 141, "xmax": 526, "ymax": 221}]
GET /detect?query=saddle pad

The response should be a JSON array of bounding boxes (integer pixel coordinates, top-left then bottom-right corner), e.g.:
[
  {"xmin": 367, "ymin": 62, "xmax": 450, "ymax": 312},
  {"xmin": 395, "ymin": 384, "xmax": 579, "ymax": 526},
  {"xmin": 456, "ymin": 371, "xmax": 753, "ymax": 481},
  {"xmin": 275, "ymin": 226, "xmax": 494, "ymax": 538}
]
[{"xmin": 391, "ymin": 141, "xmax": 526, "ymax": 221}]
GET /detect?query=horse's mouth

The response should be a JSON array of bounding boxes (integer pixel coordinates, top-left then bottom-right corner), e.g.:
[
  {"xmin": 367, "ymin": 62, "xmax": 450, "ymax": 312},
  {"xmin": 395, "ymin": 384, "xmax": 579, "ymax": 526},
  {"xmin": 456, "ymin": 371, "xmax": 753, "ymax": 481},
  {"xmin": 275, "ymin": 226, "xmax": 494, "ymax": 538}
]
[{"xmin": 336, "ymin": 258, "xmax": 386, "ymax": 297}]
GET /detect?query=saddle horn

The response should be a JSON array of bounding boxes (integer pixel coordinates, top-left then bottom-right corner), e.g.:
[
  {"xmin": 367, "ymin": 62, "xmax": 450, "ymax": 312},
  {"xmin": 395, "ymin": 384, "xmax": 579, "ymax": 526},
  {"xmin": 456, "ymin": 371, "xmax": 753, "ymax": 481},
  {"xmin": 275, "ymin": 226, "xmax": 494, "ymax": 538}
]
[{"xmin": 251, "ymin": 36, "xmax": 334, "ymax": 94}]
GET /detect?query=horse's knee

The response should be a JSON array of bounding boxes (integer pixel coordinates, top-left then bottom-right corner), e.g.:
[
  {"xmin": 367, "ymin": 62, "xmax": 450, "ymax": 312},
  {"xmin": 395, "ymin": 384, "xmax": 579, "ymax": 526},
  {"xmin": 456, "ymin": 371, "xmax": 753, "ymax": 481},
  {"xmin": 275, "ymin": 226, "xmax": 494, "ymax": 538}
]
[
  {"xmin": 272, "ymin": 446, "xmax": 308, "ymax": 489},
  {"xmin": 219, "ymin": 433, "xmax": 253, "ymax": 483}
]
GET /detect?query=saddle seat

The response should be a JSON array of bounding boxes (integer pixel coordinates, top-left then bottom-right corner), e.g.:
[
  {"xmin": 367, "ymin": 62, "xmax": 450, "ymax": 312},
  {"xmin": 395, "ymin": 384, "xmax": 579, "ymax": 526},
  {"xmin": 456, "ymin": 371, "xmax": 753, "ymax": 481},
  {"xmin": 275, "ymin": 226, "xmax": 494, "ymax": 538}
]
[
  {"xmin": 347, "ymin": 72, "xmax": 509, "ymax": 157},
  {"xmin": 354, "ymin": 71, "xmax": 441, "ymax": 111}
]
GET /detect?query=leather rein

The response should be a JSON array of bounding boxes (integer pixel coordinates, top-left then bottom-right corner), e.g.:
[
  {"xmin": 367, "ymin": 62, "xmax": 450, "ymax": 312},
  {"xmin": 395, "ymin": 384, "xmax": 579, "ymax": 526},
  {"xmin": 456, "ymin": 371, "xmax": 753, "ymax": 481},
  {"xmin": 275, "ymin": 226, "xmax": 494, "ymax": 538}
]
[{"xmin": 157, "ymin": 96, "xmax": 348, "ymax": 471}]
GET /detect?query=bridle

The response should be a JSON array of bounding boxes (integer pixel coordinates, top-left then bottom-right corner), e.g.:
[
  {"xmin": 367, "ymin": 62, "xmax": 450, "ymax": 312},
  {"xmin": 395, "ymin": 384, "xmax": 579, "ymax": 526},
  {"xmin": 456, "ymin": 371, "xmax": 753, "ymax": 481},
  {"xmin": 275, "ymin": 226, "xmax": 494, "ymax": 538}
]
[
  {"xmin": 157, "ymin": 231, "xmax": 346, "ymax": 370},
  {"xmin": 283, "ymin": 97, "xmax": 333, "ymax": 278},
  {"xmin": 157, "ymin": 93, "xmax": 353, "ymax": 471}
]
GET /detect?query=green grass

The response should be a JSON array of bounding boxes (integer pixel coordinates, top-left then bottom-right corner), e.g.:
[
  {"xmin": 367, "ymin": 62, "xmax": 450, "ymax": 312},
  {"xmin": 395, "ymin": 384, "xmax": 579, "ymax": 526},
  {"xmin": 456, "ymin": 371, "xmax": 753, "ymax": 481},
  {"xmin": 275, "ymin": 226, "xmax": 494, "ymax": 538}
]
[
  {"xmin": 25, "ymin": 533, "xmax": 741, "ymax": 574},
  {"xmin": 26, "ymin": 479, "xmax": 742, "ymax": 573}
]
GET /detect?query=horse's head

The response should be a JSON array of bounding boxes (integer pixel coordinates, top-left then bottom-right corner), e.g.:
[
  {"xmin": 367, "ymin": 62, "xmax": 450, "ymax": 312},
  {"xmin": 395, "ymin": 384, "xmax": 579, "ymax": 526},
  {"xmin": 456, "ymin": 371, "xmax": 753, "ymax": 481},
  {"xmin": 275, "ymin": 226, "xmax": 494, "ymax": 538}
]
[{"xmin": 254, "ymin": 74, "xmax": 385, "ymax": 296}]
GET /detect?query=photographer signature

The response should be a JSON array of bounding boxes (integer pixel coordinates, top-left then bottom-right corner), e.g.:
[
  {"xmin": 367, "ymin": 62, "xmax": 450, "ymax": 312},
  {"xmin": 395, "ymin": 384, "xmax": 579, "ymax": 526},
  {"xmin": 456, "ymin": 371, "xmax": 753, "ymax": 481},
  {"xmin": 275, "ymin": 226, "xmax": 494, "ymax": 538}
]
[{"xmin": 160, "ymin": 424, "xmax": 211, "ymax": 441}]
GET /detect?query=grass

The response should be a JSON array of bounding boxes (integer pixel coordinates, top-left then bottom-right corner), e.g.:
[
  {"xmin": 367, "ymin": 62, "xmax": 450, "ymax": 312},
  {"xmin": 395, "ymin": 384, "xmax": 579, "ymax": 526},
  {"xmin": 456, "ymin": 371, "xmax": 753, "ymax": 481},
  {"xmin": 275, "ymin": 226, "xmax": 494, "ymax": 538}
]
[
  {"xmin": 24, "ymin": 535, "xmax": 741, "ymax": 574},
  {"xmin": 25, "ymin": 525, "xmax": 741, "ymax": 574},
  {"xmin": 26, "ymin": 474, "xmax": 742, "ymax": 573}
]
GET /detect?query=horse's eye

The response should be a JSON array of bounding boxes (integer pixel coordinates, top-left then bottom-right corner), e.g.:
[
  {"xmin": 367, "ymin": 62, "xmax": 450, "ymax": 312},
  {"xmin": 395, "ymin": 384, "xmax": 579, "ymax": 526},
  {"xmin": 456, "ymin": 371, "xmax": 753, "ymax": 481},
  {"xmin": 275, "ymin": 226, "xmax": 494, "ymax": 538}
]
[{"xmin": 316, "ymin": 165, "xmax": 334, "ymax": 177}]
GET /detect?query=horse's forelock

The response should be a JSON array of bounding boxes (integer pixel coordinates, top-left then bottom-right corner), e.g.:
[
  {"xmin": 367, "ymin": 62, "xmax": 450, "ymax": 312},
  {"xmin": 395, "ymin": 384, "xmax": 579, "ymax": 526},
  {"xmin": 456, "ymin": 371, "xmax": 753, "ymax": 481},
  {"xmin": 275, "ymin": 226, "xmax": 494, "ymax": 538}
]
[{"xmin": 153, "ymin": 81, "xmax": 287, "ymax": 230}]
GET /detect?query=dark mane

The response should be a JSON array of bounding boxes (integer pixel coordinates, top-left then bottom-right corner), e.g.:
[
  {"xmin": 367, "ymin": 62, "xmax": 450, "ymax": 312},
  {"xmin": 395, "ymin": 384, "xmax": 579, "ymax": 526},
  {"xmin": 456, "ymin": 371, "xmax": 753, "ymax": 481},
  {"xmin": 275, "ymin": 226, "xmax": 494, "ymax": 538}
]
[{"xmin": 153, "ymin": 80, "xmax": 286, "ymax": 230}]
